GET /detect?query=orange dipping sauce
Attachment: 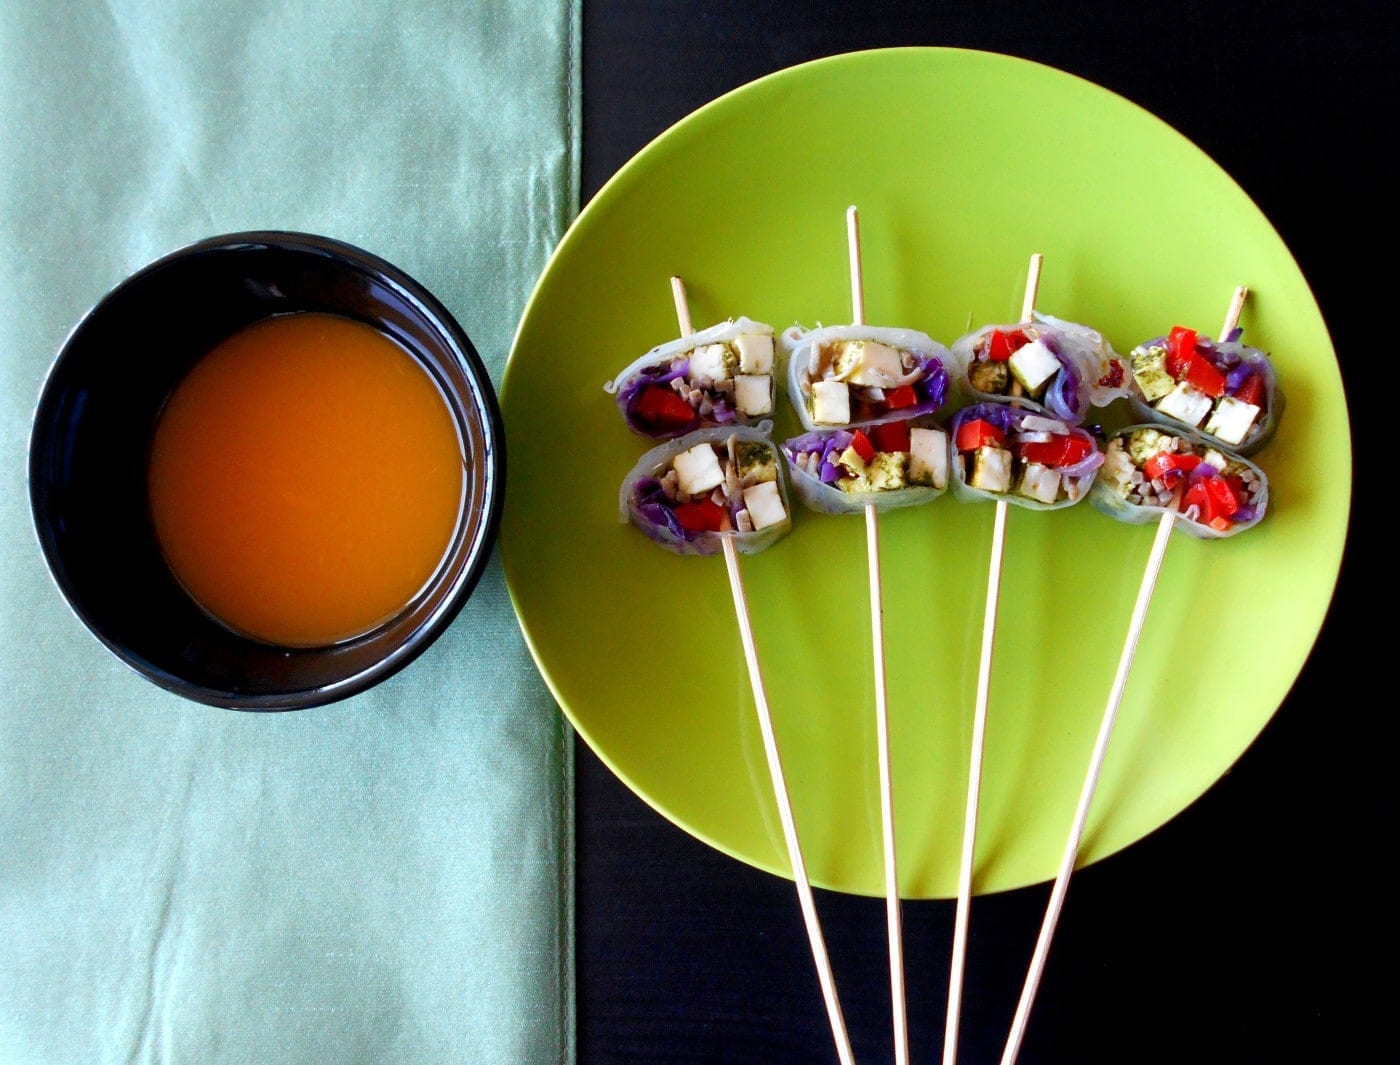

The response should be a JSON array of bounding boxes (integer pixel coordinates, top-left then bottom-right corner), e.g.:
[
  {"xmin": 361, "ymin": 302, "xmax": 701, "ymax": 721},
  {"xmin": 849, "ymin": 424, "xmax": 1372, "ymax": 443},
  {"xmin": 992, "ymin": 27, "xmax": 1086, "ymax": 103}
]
[{"xmin": 148, "ymin": 312, "xmax": 465, "ymax": 647}]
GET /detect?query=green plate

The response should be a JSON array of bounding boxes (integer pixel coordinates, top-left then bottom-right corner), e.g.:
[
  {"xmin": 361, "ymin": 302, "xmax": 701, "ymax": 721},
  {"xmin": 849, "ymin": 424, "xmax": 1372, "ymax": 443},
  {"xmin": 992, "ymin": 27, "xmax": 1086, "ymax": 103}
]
[{"xmin": 500, "ymin": 48, "xmax": 1348, "ymax": 898}]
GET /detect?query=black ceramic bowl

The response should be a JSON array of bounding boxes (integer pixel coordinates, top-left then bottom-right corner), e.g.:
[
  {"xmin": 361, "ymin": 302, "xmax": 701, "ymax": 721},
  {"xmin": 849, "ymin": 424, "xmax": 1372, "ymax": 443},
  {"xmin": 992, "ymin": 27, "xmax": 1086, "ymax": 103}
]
[{"xmin": 28, "ymin": 232, "xmax": 504, "ymax": 710}]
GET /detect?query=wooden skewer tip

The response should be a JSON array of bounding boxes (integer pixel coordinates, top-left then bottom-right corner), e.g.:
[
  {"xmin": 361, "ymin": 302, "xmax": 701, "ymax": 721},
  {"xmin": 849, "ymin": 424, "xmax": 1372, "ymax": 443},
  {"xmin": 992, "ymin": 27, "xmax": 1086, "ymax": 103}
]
[
  {"xmin": 670, "ymin": 275, "xmax": 693, "ymax": 336},
  {"xmin": 1020, "ymin": 253, "xmax": 1044, "ymax": 322},
  {"xmin": 1220, "ymin": 284, "xmax": 1248, "ymax": 341}
]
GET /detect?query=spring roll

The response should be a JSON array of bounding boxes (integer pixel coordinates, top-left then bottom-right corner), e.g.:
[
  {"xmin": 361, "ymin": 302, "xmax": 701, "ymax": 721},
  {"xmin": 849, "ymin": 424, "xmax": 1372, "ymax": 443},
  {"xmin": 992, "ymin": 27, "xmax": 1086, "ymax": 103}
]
[
  {"xmin": 1092, "ymin": 424, "xmax": 1269, "ymax": 540},
  {"xmin": 951, "ymin": 312, "xmax": 1128, "ymax": 425},
  {"xmin": 949, "ymin": 402, "xmax": 1104, "ymax": 512},
  {"xmin": 619, "ymin": 421, "xmax": 792, "ymax": 556},
  {"xmin": 782, "ymin": 324, "xmax": 962, "ymax": 432},
  {"xmin": 782, "ymin": 417, "xmax": 948, "ymax": 515},
  {"xmin": 1125, "ymin": 325, "xmax": 1283, "ymax": 455},
  {"xmin": 605, "ymin": 317, "xmax": 777, "ymax": 439}
]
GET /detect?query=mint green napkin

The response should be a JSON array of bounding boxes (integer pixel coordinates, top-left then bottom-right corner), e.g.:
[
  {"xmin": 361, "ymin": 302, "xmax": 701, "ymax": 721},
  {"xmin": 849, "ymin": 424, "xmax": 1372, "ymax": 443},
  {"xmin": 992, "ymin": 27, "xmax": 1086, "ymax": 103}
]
[{"xmin": 0, "ymin": 3, "xmax": 577, "ymax": 1062}]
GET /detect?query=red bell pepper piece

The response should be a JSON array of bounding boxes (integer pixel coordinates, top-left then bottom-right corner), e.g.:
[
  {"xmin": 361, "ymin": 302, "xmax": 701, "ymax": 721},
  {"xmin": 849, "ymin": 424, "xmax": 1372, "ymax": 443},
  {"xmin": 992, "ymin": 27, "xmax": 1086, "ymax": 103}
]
[
  {"xmin": 1204, "ymin": 475, "xmax": 1239, "ymax": 518},
  {"xmin": 850, "ymin": 429, "xmax": 877, "ymax": 463},
  {"xmin": 869, "ymin": 420, "xmax": 911, "ymax": 453},
  {"xmin": 633, "ymin": 385, "xmax": 695, "ymax": 431},
  {"xmin": 1163, "ymin": 325, "xmax": 1225, "ymax": 397},
  {"xmin": 987, "ymin": 329, "xmax": 1027, "ymax": 362},
  {"xmin": 1020, "ymin": 435, "xmax": 1093, "ymax": 468},
  {"xmin": 1234, "ymin": 373, "xmax": 1264, "ymax": 407},
  {"xmin": 1165, "ymin": 326, "xmax": 1198, "ymax": 378},
  {"xmin": 955, "ymin": 418, "xmax": 1006, "ymax": 452},
  {"xmin": 884, "ymin": 384, "xmax": 919, "ymax": 409},
  {"xmin": 1183, "ymin": 354, "xmax": 1226, "ymax": 398},
  {"xmin": 1224, "ymin": 474, "xmax": 1248, "ymax": 505},
  {"xmin": 1181, "ymin": 481, "xmax": 1215, "ymax": 523},
  {"xmin": 1143, "ymin": 451, "xmax": 1201, "ymax": 483},
  {"xmin": 673, "ymin": 499, "xmax": 726, "ymax": 532}
]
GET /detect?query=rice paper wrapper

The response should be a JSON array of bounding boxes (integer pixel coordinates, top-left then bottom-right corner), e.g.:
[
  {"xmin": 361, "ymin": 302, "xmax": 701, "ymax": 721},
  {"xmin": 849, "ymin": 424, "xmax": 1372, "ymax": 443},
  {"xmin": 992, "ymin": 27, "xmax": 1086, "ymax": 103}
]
[
  {"xmin": 604, "ymin": 316, "xmax": 775, "ymax": 439},
  {"xmin": 948, "ymin": 401, "xmax": 1102, "ymax": 512},
  {"xmin": 1090, "ymin": 423, "xmax": 1269, "ymax": 540},
  {"xmin": 782, "ymin": 323, "xmax": 964, "ymax": 431},
  {"xmin": 618, "ymin": 420, "xmax": 792, "ymax": 556},
  {"xmin": 781, "ymin": 421, "xmax": 947, "ymax": 515},
  {"xmin": 950, "ymin": 313, "xmax": 1127, "ymax": 424},
  {"xmin": 1126, "ymin": 336, "xmax": 1284, "ymax": 456}
]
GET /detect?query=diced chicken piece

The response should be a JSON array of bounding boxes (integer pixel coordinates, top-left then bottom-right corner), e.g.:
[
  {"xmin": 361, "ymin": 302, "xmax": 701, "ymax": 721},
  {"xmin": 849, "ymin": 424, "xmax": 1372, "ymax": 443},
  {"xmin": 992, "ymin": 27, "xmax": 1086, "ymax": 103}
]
[
  {"xmin": 1156, "ymin": 381, "xmax": 1213, "ymax": 427},
  {"xmin": 735, "ymin": 333, "xmax": 773, "ymax": 374},
  {"xmin": 1017, "ymin": 461, "xmax": 1062, "ymax": 505},
  {"xmin": 909, "ymin": 427, "xmax": 948, "ymax": 489},
  {"xmin": 673, "ymin": 443, "xmax": 725, "ymax": 496},
  {"xmin": 733, "ymin": 374, "xmax": 772, "ymax": 416},
  {"xmin": 742, "ymin": 480, "xmax": 786, "ymax": 531},
  {"xmin": 811, "ymin": 380, "xmax": 850, "ymax": 424},
  {"xmin": 970, "ymin": 446, "xmax": 1012, "ymax": 493},
  {"xmin": 1203, "ymin": 395, "xmax": 1261, "ymax": 445},
  {"xmin": 1008, "ymin": 339, "xmax": 1060, "ymax": 396}
]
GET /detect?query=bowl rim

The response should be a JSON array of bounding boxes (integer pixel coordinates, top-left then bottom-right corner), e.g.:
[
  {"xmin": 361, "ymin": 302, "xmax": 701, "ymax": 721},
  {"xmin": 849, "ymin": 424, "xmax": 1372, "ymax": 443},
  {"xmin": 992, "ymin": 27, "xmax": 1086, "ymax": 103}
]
[{"xmin": 27, "ymin": 229, "xmax": 506, "ymax": 712}]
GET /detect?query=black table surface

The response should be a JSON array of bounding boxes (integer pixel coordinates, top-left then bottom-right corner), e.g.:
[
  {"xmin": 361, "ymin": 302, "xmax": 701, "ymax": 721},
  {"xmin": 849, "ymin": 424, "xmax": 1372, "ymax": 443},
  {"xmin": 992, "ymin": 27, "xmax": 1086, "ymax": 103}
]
[{"xmin": 575, "ymin": 3, "xmax": 1387, "ymax": 1062}]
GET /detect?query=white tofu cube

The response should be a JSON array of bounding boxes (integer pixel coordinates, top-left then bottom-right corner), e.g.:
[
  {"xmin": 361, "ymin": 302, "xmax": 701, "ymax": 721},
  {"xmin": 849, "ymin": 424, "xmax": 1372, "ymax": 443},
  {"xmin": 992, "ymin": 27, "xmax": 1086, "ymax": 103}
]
[
  {"xmin": 844, "ymin": 341, "xmax": 906, "ymax": 387},
  {"xmin": 687, "ymin": 343, "xmax": 731, "ymax": 383},
  {"xmin": 733, "ymin": 374, "xmax": 772, "ymax": 416},
  {"xmin": 811, "ymin": 380, "xmax": 850, "ymax": 424},
  {"xmin": 1017, "ymin": 461, "xmax": 1062, "ymax": 505},
  {"xmin": 908, "ymin": 427, "xmax": 948, "ymax": 489},
  {"xmin": 735, "ymin": 333, "xmax": 773, "ymax": 374},
  {"xmin": 742, "ymin": 480, "xmax": 787, "ymax": 531},
  {"xmin": 1130, "ymin": 345, "xmax": 1176, "ymax": 402},
  {"xmin": 1008, "ymin": 339, "xmax": 1061, "ymax": 396},
  {"xmin": 969, "ymin": 446, "xmax": 1012, "ymax": 493},
  {"xmin": 1156, "ymin": 381, "xmax": 1214, "ymax": 427},
  {"xmin": 673, "ymin": 443, "xmax": 725, "ymax": 496},
  {"xmin": 1203, "ymin": 395, "xmax": 1261, "ymax": 446}
]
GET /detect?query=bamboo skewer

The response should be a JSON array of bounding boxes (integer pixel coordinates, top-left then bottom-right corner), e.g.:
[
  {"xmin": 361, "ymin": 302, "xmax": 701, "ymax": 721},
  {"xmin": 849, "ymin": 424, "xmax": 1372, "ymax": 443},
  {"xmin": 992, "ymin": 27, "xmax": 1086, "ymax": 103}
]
[
  {"xmin": 998, "ymin": 286, "xmax": 1250, "ymax": 1065},
  {"xmin": 670, "ymin": 277, "xmax": 856, "ymax": 1065},
  {"xmin": 846, "ymin": 206, "xmax": 909, "ymax": 1065},
  {"xmin": 942, "ymin": 253, "xmax": 1043, "ymax": 1065}
]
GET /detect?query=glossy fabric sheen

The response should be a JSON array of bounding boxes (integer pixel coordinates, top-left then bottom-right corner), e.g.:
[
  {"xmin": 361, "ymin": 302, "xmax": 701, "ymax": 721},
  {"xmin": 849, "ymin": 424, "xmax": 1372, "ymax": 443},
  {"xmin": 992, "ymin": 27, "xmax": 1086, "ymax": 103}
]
[{"xmin": 0, "ymin": 3, "xmax": 577, "ymax": 1062}]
